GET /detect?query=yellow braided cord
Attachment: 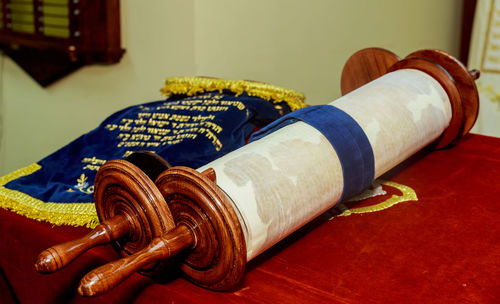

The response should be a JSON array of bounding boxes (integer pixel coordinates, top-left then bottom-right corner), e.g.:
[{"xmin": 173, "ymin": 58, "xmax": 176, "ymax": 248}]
[
  {"xmin": 160, "ymin": 77, "xmax": 307, "ymax": 111},
  {"xmin": 0, "ymin": 164, "xmax": 99, "ymax": 228}
]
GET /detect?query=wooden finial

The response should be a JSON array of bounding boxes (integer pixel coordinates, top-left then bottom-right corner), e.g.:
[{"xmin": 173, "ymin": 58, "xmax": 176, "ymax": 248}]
[
  {"xmin": 35, "ymin": 159, "xmax": 176, "ymax": 276},
  {"xmin": 77, "ymin": 166, "xmax": 246, "ymax": 295},
  {"xmin": 35, "ymin": 214, "xmax": 130, "ymax": 273},
  {"xmin": 154, "ymin": 167, "xmax": 246, "ymax": 290},
  {"xmin": 201, "ymin": 167, "xmax": 217, "ymax": 182},
  {"xmin": 469, "ymin": 69, "xmax": 480, "ymax": 80},
  {"xmin": 92, "ymin": 160, "xmax": 176, "ymax": 260},
  {"xmin": 36, "ymin": 163, "xmax": 246, "ymax": 296},
  {"xmin": 78, "ymin": 224, "xmax": 193, "ymax": 296}
]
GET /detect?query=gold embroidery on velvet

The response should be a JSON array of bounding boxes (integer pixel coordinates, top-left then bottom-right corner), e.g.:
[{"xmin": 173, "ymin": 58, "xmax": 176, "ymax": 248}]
[
  {"xmin": 160, "ymin": 77, "xmax": 307, "ymax": 111},
  {"xmin": 335, "ymin": 180, "xmax": 418, "ymax": 217},
  {"xmin": 106, "ymin": 97, "xmax": 231, "ymax": 152},
  {"xmin": 73, "ymin": 173, "xmax": 95, "ymax": 194},
  {"xmin": 0, "ymin": 164, "xmax": 99, "ymax": 228}
]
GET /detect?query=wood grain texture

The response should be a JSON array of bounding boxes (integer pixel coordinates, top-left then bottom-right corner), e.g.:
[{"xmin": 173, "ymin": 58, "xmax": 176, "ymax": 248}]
[
  {"xmin": 406, "ymin": 49, "xmax": 480, "ymax": 138},
  {"xmin": 341, "ymin": 48, "xmax": 401, "ymax": 95},
  {"xmin": 93, "ymin": 160, "xmax": 175, "ymax": 274},
  {"xmin": 35, "ymin": 214, "xmax": 129, "ymax": 273},
  {"xmin": 201, "ymin": 168, "xmax": 217, "ymax": 182},
  {"xmin": 459, "ymin": 0, "xmax": 477, "ymax": 64},
  {"xmin": 342, "ymin": 48, "xmax": 480, "ymax": 148},
  {"xmin": 388, "ymin": 56, "xmax": 463, "ymax": 149},
  {"xmin": 78, "ymin": 225, "xmax": 193, "ymax": 297},
  {"xmin": 0, "ymin": 0, "xmax": 124, "ymax": 86},
  {"xmin": 34, "ymin": 157, "xmax": 174, "ymax": 276},
  {"xmin": 155, "ymin": 166, "xmax": 247, "ymax": 290}
]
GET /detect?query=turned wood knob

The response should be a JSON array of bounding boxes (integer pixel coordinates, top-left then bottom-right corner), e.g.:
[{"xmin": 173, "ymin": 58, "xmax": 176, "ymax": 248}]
[
  {"xmin": 35, "ymin": 157, "xmax": 175, "ymax": 276},
  {"xmin": 75, "ymin": 165, "xmax": 246, "ymax": 297},
  {"xmin": 78, "ymin": 225, "xmax": 193, "ymax": 296},
  {"xmin": 75, "ymin": 167, "xmax": 232, "ymax": 296},
  {"xmin": 469, "ymin": 69, "xmax": 480, "ymax": 80},
  {"xmin": 35, "ymin": 215, "xmax": 130, "ymax": 273},
  {"xmin": 92, "ymin": 159, "xmax": 176, "ymax": 265},
  {"xmin": 33, "ymin": 152, "xmax": 243, "ymax": 296}
]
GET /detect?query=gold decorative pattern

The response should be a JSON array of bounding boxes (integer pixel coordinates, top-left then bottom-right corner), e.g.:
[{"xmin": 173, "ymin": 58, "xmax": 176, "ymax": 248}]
[
  {"xmin": 334, "ymin": 180, "xmax": 418, "ymax": 217},
  {"xmin": 73, "ymin": 173, "xmax": 95, "ymax": 194},
  {"xmin": 0, "ymin": 164, "xmax": 99, "ymax": 228},
  {"xmin": 160, "ymin": 77, "xmax": 307, "ymax": 111}
]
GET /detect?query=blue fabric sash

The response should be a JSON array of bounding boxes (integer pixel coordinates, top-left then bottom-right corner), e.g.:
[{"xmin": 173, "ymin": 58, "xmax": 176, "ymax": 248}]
[{"xmin": 250, "ymin": 105, "xmax": 374, "ymax": 202}]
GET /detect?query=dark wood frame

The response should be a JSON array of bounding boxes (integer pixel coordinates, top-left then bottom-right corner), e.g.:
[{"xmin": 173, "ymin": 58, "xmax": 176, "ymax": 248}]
[
  {"xmin": 460, "ymin": 0, "xmax": 478, "ymax": 64},
  {"xmin": 0, "ymin": 0, "xmax": 124, "ymax": 86}
]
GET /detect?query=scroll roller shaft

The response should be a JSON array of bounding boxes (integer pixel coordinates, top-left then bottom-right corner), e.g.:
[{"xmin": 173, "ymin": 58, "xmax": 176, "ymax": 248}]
[
  {"xmin": 35, "ymin": 215, "xmax": 130, "ymax": 273},
  {"xmin": 78, "ymin": 224, "xmax": 193, "ymax": 297}
]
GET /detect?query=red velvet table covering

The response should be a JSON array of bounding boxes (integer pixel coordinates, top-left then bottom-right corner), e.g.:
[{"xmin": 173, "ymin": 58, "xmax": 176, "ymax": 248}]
[{"xmin": 1, "ymin": 134, "xmax": 499, "ymax": 303}]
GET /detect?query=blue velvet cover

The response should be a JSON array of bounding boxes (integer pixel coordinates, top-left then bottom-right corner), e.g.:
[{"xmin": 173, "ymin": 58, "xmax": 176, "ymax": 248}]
[{"xmin": 5, "ymin": 92, "xmax": 287, "ymax": 204}]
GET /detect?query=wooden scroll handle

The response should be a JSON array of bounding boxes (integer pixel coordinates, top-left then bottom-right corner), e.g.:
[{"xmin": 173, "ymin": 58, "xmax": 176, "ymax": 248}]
[
  {"xmin": 35, "ymin": 153, "xmax": 174, "ymax": 274},
  {"xmin": 469, "ymin": 69, "xmax": 480, "ymax": 80},
  {"xmin": 35, "ymin": 214, "xmax": 130, "ymax": 273},
  {"xmin": 78, "ymin": 224, "xmax": 193, "ymax": 297}
]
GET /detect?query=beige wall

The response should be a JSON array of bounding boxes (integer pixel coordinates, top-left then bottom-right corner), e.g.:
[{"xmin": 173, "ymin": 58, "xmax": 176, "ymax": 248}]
[
  {"xmin": 195, "ymin": 0, "xmax": 463, "ymax": 106},
  {"xmin": 0, "ymin": 0, "xmax": 464, "ymax": 175},
  {"xmin": 468, "ymin": 0, "xmax": 500, "ymax": 137}
]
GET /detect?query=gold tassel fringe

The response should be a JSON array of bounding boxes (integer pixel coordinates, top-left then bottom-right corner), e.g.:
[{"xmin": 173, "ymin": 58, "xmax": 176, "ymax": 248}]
[
  {"xmin": 160, "ymin": 77, "xmax": 307, "ymax": 111},
  {"xmin": 0, "ymin": 164, "xmax": 99, "ymax": 228}
]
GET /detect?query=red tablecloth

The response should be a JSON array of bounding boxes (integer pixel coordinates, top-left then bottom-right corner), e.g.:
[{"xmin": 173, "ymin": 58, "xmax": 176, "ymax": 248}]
[{"xmin": 1, "ymin": 134, "xmax": 499, "ymax": 303}]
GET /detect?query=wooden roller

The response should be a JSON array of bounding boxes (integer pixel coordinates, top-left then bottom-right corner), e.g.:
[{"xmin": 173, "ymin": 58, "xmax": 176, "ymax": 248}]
[
  {"xmin": 35, "ymin": 48, "xmax": 479, "ymax": 297},
  {"xmin": 35, "ymin": 151, "xmax": 172, "ymax": 274}
]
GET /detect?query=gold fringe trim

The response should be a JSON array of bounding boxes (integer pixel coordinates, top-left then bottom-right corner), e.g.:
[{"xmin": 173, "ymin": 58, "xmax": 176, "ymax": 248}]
[
  {"xmin": 335, "ymin": 180, "xmax": 418, "ymax": 217},
  {"xmin": 0, "ymin": 164, "xmax": 99, "ymax": 228},
  {"xmin": 160, "ymin": 77, "xmax": 307, "ymax": 111}
]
